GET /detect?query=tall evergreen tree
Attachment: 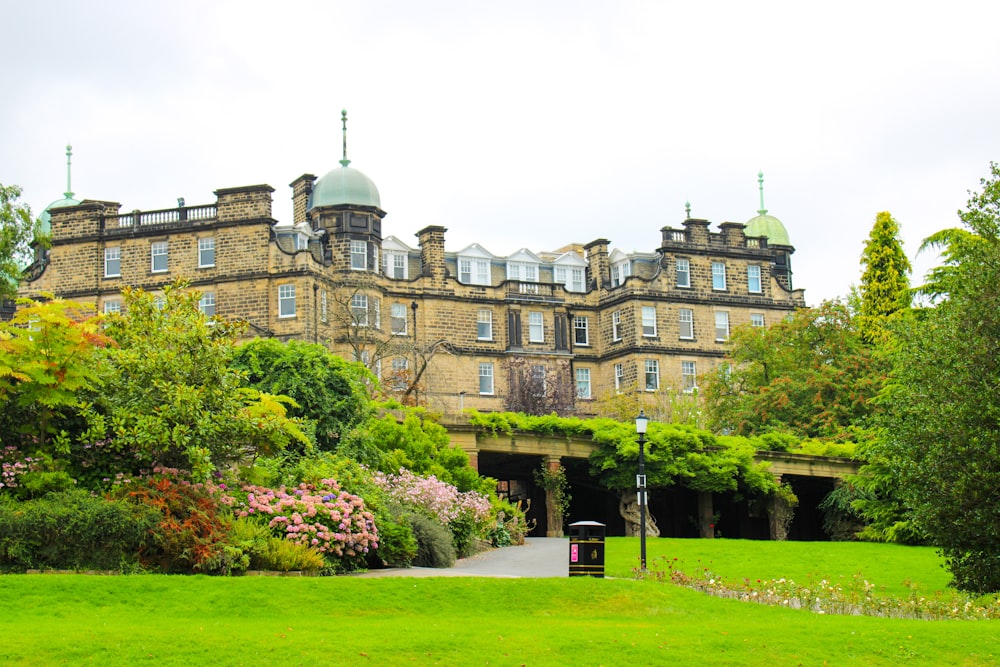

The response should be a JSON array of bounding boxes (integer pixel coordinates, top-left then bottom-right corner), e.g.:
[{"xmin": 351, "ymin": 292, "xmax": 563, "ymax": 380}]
[
  {"xmin": 872, "ymin": 163, "xmax": 1000, "ymax": 593},
  {"xmin": 857, "ymin": 211, "xmax": 911, "ymax": 345}
]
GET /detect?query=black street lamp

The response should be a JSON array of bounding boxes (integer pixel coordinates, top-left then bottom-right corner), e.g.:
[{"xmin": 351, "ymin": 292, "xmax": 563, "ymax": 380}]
[{"xmin": 635, "ymin": 409, "xmax": 649, "ymax": 570}]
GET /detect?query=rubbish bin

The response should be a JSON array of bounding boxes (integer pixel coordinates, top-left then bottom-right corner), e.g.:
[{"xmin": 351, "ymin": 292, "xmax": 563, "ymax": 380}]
[{"xmin": 568, "ymin": 520, "xmax": 605, "ymax": 577}]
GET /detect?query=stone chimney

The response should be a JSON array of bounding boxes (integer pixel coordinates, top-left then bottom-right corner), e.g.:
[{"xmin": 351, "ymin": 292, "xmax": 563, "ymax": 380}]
[
  {"xmin": 682, "ymin": 218, "xmax": 711, "ymax": 246},
  {"xmin": 289, "ymin": 174, "xmax": 316, "ymax": 224},
  {"xmin": 584, "ymin": 238, "xmax": 610, "ymax": 291},
  {"xmin": 416, "ymin": 225, "xmax": 448, "ymax": 285},
  {"xmin": 719, "ymin": 221, "xmax": 746, "ymax": 248}
]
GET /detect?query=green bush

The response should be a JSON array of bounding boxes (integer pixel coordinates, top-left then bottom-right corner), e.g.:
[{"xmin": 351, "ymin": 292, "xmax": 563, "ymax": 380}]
[
  {"xmin": 408, "ymin": 513, "xmax": 456, "ymax": 568},
  {"xmin": 450, "ymin": 515, "xmax": 476, "ymax": 559},
  {"xmin": 371, "ymin": 512, "xmax": 418, "ymax": 568},
  {"xmin": 0, "ymin": 490, "xmax": 159, "ymax": 572},
  {"xmin": 256, "ymin": 537, "xmax": 326, "ymax": 572}
]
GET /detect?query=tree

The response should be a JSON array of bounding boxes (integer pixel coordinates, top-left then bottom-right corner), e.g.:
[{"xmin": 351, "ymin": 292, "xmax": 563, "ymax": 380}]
[
  {"xmin": 0, "ymin": 296, "xmax": 108, "ymax": 451},
  {"xmin": 232, "ymin": 338, "xmax": 374, "ymax": 451},
  {"xmin": 871, "ymin": 163, "xmax": 1000, "ymax": 593},
  {"xmin": 703, "ymin": 301, "xmax": 884, "ymax": 440},
  {"xmin": 502, "ymin": 357, "xmax": 575, "ymax": 416},
  {"xmin": 857, "ymin": 211, "xmax": 911, "ymax": 345},
  {"xmin": 95, "ymin": 283, "xmax": 309, "ymax": 480},
  {"xmin": 0, "ymin": 184, "xmax": 37, "ymax": 301}
]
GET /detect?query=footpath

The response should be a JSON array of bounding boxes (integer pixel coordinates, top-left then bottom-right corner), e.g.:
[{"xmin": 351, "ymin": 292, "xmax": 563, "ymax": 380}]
[{"xmin": 351, "ymin": 537, "xmax": 568, "ymax": 578}]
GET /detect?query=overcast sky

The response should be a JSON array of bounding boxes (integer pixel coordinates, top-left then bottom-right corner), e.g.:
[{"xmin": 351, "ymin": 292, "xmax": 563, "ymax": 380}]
[{"xmin": 4, "ymin": 1, "xmax": 1000, "ymax": 305}]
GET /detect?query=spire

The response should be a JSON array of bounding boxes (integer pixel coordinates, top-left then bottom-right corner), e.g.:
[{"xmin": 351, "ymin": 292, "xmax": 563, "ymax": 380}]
[
  {"xmin": 65, "ymin": 144, "xmax": 75, "ymax": 200},
  {"xmin": 757, "ymin": 170, "xmax": 767, "ymax": 216},
  {"xmin": 339, "ymin": 109, "xmax": 351, "ymax": 167}
]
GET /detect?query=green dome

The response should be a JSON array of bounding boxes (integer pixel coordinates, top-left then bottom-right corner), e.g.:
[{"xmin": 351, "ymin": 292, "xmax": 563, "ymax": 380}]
[
  {"xmin": 308, "ymin": 165, "xmax": 381, "ymax": 210},
  {"xmin": 745, "ymin": 213, "xmax": 790, "ymax": 246},
  {"xmin": 37, "ymin": 194, "xmax": 81, "ymax": 236}
]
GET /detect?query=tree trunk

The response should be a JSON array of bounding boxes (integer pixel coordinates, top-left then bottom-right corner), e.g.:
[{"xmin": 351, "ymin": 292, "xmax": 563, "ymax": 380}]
[
  {"xmin": 698, "ymin": 491, "xmax": 715, "ymax": 538},
  {"xmin": 619, "ymin": 490, "xmax": 660, "ymax": 538}
]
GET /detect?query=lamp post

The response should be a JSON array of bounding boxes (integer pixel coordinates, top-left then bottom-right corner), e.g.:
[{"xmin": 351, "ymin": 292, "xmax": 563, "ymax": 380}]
[{"xmin": 635, "ymin": 409, "xmax": 649, "ymax": 571}]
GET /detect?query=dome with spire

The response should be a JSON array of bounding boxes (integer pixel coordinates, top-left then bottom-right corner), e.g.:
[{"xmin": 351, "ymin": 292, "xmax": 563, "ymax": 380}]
[
  {"xmin": 744, "ymin": 171, "xmax": 790, "ymax": 246},
  {"xmin": 307, "ymin": 109, "xmax": 382, "ymax": 211},
  {"xmin": 37, "ymin": 144, "xmax": 81, "ymax": 236}
]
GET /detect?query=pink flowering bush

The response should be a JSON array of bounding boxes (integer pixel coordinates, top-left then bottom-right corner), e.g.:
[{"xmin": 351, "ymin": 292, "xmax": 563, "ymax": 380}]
[
  {"xmin": 371, "ymin": 469, "xmax": 491, "ymax": 526},
  {"xmin": 371, "ymin": 468, "xmax": 492, "ymax": 558},
  {"xmin": 234, "ymin": 479, "xmax": 378, "ymax": 572},
  {"xmin": 0, "ymin": 446, "xmax": 39, "ymax": 492}
]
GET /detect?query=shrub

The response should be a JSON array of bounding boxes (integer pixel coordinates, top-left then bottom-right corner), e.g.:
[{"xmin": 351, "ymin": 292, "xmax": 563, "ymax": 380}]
[
  {"xmin": 234, "ymin": 479, "xmax": 378, "ymax": 573},
  {"xmin": 369, "ymin": 512, "xmax": 418, "ymax": 568},
  {"xmin": 408, "ymin": 513, "xmax": 456, "ymax": 568},
  {"xmin": 113, "ymin": 472, "xmax": 240, "ymax": 574},
  {"xmin": 256, "ymin": 537, "xmax": 326, "ymax": 572},
  {"xmin": 0, "ymin": 490, "xmax": 159, "ymax": 572}
]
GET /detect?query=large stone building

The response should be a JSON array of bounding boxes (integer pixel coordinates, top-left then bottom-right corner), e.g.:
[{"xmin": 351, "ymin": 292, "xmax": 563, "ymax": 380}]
[{"xmin": 21, "ymin": 123, "xmax": 805, "ymax": 419}]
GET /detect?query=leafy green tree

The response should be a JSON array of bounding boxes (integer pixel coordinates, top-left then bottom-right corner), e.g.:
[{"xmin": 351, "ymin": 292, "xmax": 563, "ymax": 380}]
[
  {"xmin": 857, "ymin": 211, "xmax": 911, "ymax": 345},
  {"xmin": 232, "ymin": 338, "xmax": 374, "ymax": 451},
  {"xmin": 871, "ymin": 163, "xmax": 1000, "ymax": 593},
  {"xmin": 703, "ymin": 301, "xmax": 884, "ymax": 440},
  {"xmin": 95, "ymin": 283, "xmax": 309, "ymax": 480},
  {"xmin": 0, "ymin": 296, "xmax": 107, "ymax": 451},
  {"xmin": 0, "ymin": 184, "xmax": 38, "ymax": 301}
]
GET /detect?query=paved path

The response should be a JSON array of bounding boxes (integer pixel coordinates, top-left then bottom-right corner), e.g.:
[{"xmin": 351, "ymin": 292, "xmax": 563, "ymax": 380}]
[{"xmin": 351, "ymin": 537, "xmax": 569, "ymax": 578}]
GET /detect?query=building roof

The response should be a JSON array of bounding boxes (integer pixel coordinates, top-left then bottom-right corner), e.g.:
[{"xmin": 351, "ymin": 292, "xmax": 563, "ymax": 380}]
[
  {"xmin": 308, "ymin": 165, "xmax": 381, "ymax": 210},
  {"xmin": 744, "ymin": 171, "xmax": 791, "ymax": 246},
  {"xmin": 38, "ymin": 144, "xmax": 80, "ymax": 236},
  {"xmin": 308, "ymin": 109, "xmax": 381, "ymax": 211}
]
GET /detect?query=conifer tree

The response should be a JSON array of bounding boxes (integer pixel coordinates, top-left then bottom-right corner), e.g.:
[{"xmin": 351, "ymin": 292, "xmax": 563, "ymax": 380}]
[{"xmin": 857, "ymin": 211, "xmax": 911, "ymax": 345}]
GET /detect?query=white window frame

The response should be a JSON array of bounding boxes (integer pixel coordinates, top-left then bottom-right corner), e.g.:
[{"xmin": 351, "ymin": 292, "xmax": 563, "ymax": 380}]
[
  {"xmin": 573, "ymin": 316, "xmax": 589, "ymax": 346},
  {"xmin": 350, "ymin": 240, "xmax": 367, "ymax": 270},
  {"xmin": 479, "ymin": 362, "xmax": 494, "ymax": 395},
  {"xmin": 682, "ymin": 360, "xmax": 698, "ymax": 393},
  {"xmin": 391, "ymin": 303, "xmax": 408, "ymax": 335},
  {"xmin": 278, "ymin": 284, "xmax": 296, "ymax": 318},
  {"xmin": 611, "ymin": 260, "xmax": 631, "ymax": 287},
  {"xmin": 104, "ymin": 246, "xmax": 121, "ymax": 278},
  {"xmin": 747, "ymin": 264, "xmax": 762, "ymax": 293},
  {"xmin": 384, "ymin": 251, "xmax": 407, "ymax": 279},
  {"xmin": 151, "ymin": 241, "xmax": 168, "ymax": 273},
  {"xmin": 679, "ymin": 308, "xmax": 694, "ymax": 340},
  {"xmin": 614, "ymin": 363, "xmax": 624, "ymax": 391},
  {"xmin": 712, "ymin": 262, "xmax": 727, "ymax": 290},
  {"xmin": 199, "ymin": 291, "xmax": 216, "ymax": 317},
  {"xmin": 477, "ymin": 309, "xmax": 493, "ymax": 341},
  {"xmin": 676, "ymin": 258, "xmax": 690, "ymax": 288},
  {"xmin": 528, "ymin": 312, "xmax": 544, "ymax": 343},
  {"xmin": 612, "ymin": 310, "xmax": 622, "ymax": 341},
  {"xmin": 390, "ymin": 358, "xmax": 409, "ymax": 390},
  {"xmin": 750, "ymin": 313, "xmax": 765, "ymax": 327},
  {"xmin": 644, "ymin": 359, "xmax": 659, "ymax": 392},
  {"xmin": 575, "ymin": 368, "xmax": 591, "ymax": 399},
  {"xmin": 715, "ymin": 311, "xmax": 730, "ymax": 342},
  {"xmin": 641, "ymin": 306, "xmax": 657, "ymax": 337},
  {"xmin": 103, "ymin": 299, "xmax": 122, "ymax": 315},
  {"xmin": 198, "ymin": 237, "xmax": 215, "ymax": 268},
  {"xmin": 352, "ymin": 294, "xmax": 369, "ymax": 327}
]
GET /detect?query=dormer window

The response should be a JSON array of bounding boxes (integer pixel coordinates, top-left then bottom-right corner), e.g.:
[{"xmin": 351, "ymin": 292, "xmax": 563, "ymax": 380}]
[
  {"xmin": 457, "ymin": 243, "xmax": 495, "ymax": 286},
  {"xmin": 611, "ymin": 260, "xmax": 631, "ymax": 287}
]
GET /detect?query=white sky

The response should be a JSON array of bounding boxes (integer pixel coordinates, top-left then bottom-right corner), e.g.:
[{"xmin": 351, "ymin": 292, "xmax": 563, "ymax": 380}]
[{"xmin": 4, "ymin": 0, "xmax": 1000, "ymax": 305}]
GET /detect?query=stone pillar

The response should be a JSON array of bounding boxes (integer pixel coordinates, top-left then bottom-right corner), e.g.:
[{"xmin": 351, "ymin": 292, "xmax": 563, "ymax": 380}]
[
  {"xmin": 719, "ymin": 221, "xmax": 747, "ymax": 247},
  {"xmin": 543, "ymin": 455, "xmax": 564, "ymax": 538},
  {"xmin": 682, "ymin": 218, "xmax": 711, "ymax": 245}
]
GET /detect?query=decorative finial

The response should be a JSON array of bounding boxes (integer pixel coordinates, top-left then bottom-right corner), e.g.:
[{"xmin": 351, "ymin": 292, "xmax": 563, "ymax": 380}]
[
  {"xmin": 685, "ymin": 200, "xmax": 691, "ymax": 219},
  {"xmin": 757, "ymin": 171, "xmax": 767, "ymax": 216},
  {"xmin": 340, "ymin": 109, "xmax": 351, "ymax": 167},
  {"xmin": 65, "ymin": 144, "xmax": 75, "ymax": 200}
]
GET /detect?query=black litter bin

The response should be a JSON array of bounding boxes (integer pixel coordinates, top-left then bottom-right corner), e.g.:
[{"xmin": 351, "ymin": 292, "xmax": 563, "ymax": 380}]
[{"xmin": 568, "ymin": 520, "xmax": 605, "ymax": 577}]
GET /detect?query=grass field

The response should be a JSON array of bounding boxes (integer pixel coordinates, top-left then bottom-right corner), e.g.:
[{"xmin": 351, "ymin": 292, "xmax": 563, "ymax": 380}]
[{"xmin": 1, "ymin": 538, "xmax": 997, "ymax": 666}]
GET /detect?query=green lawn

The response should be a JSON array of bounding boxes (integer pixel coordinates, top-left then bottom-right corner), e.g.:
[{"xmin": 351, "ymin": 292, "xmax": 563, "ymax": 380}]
[{"xmin": 1, "ymin": 539, "xmax": 996, "ymax": 666}]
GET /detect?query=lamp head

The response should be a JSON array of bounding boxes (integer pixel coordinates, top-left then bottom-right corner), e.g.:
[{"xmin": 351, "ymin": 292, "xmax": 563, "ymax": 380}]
[{"xmin": 635, "ymin": 409, "xmax": 649, "ymax": 435}]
